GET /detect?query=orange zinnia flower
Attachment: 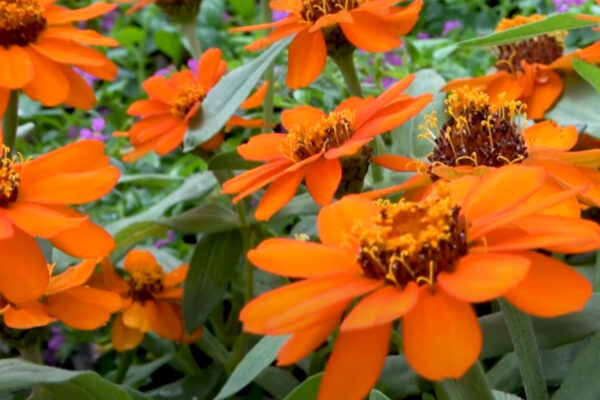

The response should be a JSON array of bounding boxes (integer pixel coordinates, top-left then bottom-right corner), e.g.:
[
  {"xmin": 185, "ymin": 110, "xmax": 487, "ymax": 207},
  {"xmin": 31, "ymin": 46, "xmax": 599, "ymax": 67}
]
[
  {"xmin": 222, "ymin": 75, "xmax": 432, "ymax": 220},
  {"xmin": 372, "ymin": 88, "xmax": 600, "ymax": 215},
  {"xmin": 0, "ymin": 0, "xmax": 119, "ymax": 112},
  {"xmin": 444, "ymin": 15, "xmax": 600, "ymax": 119},
  {"xmin": 229, "ymin": 0, "xmax": 422, "ymax": 88},
  {"xmin": 116, "ymin": 48, "xmax": 268, "ymax": 162},
  {"xmin": 96, "ymin": 250, "xmax": 201, "ymax": 351},
  {"xmin": 241, "ymin": 166, "xmax": 596, "ymax": 399},
  {"xmin": 1, "ymin": 259, "xmax": 122, "ymax": 330},
  {"xmin": 0, "ymin": 140, "xmax": 119, "ymax": 307}
]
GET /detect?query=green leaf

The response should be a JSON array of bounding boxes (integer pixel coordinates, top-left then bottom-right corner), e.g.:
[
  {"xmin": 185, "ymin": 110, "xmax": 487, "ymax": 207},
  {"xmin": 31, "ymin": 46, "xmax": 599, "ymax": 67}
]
[
  {"xmin": 255, "ymin": 366, "xmax": 300, "ymax": 398},
  {"xmin": 215, "ymin": 335, "xmax": 289, "ymax": 399},
  {"xmin": 154, "ymin": 30, "xmax": 184, "ymax": 64},
  {"xmin": 377, "ymin": 355, "xmax": 425, "ymax": 399},
  {"xmin": 112, "ymin": 26, "xmax": 145, "ymax": 46},
  {"xmin": 281, "ymin": 373, "xmax": 323, "ymax": 400},
  {"xmin": 183, "ymin": 230, "xmax": 242, "ymax": 332},
  {"xmin": 546, "ymin": 74, "xmax": 600, "ymax": 135},
  {"xmin": 572, "ymin": 59, "xmax": 600, "ymax": 93},
  {"xmin": 369, "ymin": 389, "xmax": 392, "ymax": 399},
  {"xmin": 552, "ymin": 333, "xmax": 600, "ymax": 400},
  {"xmin": 159, "ymin": 204, "xmax": 239, "ymax": 234},
  {"xmin": 184, "ymin": 38, "xmax": 291, "ymax": 150},
  {"xmin": 492, "ymin": 391, "xmax": 524, "ymax": 400},
  {"xmin": 459, "ymin": 13, "xmax": 598, "ymax": 47},
  {"xmin": 208, "ymin": 149, "xmax": 261, "ymax": 170},
  {"xmin": 0, "ymin": 359, "xmax": 147, "ymax": 399}
]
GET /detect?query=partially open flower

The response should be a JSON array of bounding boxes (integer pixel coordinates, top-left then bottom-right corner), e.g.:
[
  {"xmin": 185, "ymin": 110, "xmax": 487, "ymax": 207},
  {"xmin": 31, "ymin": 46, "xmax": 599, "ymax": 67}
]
[
  {"xmin": 1, "ymin": 259, "xmax": 122, "ymax": 330},
  {"xmin": 372, "ymin": 87, "xmax": 600, "ymax": 215},
  {"xmin": 223, "ymin": 75, "xmax": 432, "ymax": 220},
  {"xmin": 95, "ymin": 250, "xmax": 201, "ymax": 351},
  {"xmin": 241, "ymin": 166, "xmax": 596, "ymax": 399},
  {"xmin": 0, "ymin": 140, "xmax": 119, "ymax": 307},
  {"xmin": 229, "ymin": 0, "xmax": 422, "ymax": 88},
  {"xmin": 116, "ymin": 48, "xmax": 268, "ymax": 162},
  {"xmin": 0, "ymin": 0, "xmax": 119, "ymax": 112},
  {"xmin": 444, "ymin": 15, "xmax": 600, "ymax": 119}
]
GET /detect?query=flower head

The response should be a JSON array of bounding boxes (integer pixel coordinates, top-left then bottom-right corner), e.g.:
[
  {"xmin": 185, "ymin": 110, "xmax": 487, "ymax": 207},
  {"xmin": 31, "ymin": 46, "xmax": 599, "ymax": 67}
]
[
  {"xmin": 0, "ymin": 141, "xmax": 119, "ymax": 307},
  {"xmin": 241, "ymin": 166, "xmax": 596, "ymax": 398},
  {"xmin": 443, "ymin": 14, "xmax": 600, "ymax": 119},
  {"xmin": 0, "ymin": 0, "xmax": 118, "ymax": 111},
  {"xmin": 229, "ymin": 0, "xmax": 423, "ymax": 88},
  {"xmin": 223, "ymin": 75, "xmax": 432, "ymax": 220},
  {"xmin": 117, "ymin": 48, "xmax": 267, "ymax": 162},
  {"xmin": 95, "ymin": 250, "xmax": 201, "ymax": 351}
]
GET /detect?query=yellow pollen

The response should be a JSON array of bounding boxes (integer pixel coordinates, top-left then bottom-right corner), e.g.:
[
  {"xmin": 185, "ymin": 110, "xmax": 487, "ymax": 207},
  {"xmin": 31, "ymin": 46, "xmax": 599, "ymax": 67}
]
[
  {"xmin": 0, "ymin": 147, "xmax": 20, "ymax": 208},
  {"xmin": 169, "ymin": 84, "xmax": 205, "ymax": 119},
  {"xmin": 300, "ymin": 0, "xmax": 361, "ymax": 23},
  {"xmin": 128, "ymin": 263, "xmax": 166, "ymax": 300},
  {"xmin": 280, "ymin": 109, "xmax": 356, "ymax": 162},
  {"xmin": 0, "ymin": 0, "xmax": 46, "ymax": 47}
]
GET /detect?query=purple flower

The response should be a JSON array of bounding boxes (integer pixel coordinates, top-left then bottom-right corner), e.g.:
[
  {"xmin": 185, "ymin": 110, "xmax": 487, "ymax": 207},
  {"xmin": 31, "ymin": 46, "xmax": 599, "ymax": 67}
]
[
  {"xmin": 154, "ymin": 65, "xmax": 175, "ymax": 77},
  {"xmin": 222, "ymin": 11, "xmax": 231, "ymax": 23},
  {"xmin": 384, "ymin": 52, "xmax": 403, "ymax": 67},
  {"xmin": 381, "ymin": 76, "xmax": 395, "ymax": 89},
  {"xmin": 416, "ymin": 32, "xmax": 430, "ymax": 39},
  {"xmin": 154, "ymin": 230, "xmax": 175, "ymax": 248},
  {"xmin": 44, "ymin": 326, "xmax": 65, "ymax": 366},
  {"xmin": 79, "ymin": 117, "xmax": 108, "ymax": 141},
  {"xmin": 102, "ymin": 9, "xmax": 118, "ymax": 32},
  {"xmin": 73, "ymin": 67, "xmax": 98, "ymax": 87},
  {"xmin": 553, "ymin": 0, "xmax": 586, "ymax": 12},
  {"xmin": 187, "ymin": 58, "xmax": 199, "ymax": 73},
  {"xmin": 364, "ymin": 76, "xmax": 375, "ymax": 85},
  {"xmin": 442, "ymin": 20, "xmax": 462, "ymax": 36},
  {"xmin": 273, "ymin": 10, "xmax": 289, "ymax": 21}
]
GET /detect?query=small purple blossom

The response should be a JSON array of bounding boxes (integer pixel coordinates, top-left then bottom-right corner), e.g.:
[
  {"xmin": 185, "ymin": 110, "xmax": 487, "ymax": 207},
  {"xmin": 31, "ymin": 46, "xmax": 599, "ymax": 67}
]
[
  {"xmin": 553, "ymin": 0, "xmax": 586, "ymax": 12},
  {"xmin": 73, "ymin": 67, "xmax": 98, "ymax": 87},
  {"xmin": 102, "ymin": 9, "xmax": 118, "ymax": 32},
  {"xmin": 222, "ymin": 11, "xmax": 231, "ymax": 23},
  {"xmin": 442, "ymin": 20, "xmax": 462, "ymax": 36},
  {"xmin": 416, "ymin": 32, "xmax": 430, "ymax": 39},
  {"xmin": 273, "ymin": 10, "xmax": 290, "ymax": 21},
  {"xmin": 79, "ymin": 117, "xmax": 109, "ymax": 141},
  {"xmin": 187, "ymin": 58, "xmax": 199, "ymax": 73},
  {"xmin": 154, "ymin": 230, "xmax": 176, "ymax": 248},
  {"xmin": 364, "ymin": 76, "xmax": 375, "ymax": 85},
  {"xmin": 154, "ymin": 65, "xmax": 176, "ymax": 77},
  {"xmin": 381, "ymin": 76, "xmax": 395, "ymax": 90},
  {"xmin": 43, "ymin": 326, "xmax": 65, "ymax": 366},
  {"xmin": 384, "ymin": 52, "xmax": 403, "ymax": 67}
]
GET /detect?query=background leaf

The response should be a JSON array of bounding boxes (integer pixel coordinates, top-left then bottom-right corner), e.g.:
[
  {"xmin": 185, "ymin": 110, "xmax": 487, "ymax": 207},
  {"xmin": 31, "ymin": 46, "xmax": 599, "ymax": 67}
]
[
  {"xmin": 572, "ymin": 59, "xmax": 600, "ymax": 93},
  {"xmin": 552, "ymin": 332, "xmax": 600, "ymax": 400}
]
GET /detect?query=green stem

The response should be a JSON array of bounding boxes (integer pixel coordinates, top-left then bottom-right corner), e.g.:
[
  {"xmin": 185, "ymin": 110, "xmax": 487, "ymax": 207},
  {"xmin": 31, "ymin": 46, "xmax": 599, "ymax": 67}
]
[
  {"xmin": 436, "ymin": 361, "xmax": 495, "ymax": 400},
  {"xmin": 181, "ymin": 23, "xmax": 202, "ymax": 59},
  {"xmin": 330, "ymin": 52, "xmax": 363, "ymax": 97},
  {"xmin": 260, "ymin": 0, "xmax": 274, "ymax": 132},
  {"xmin": 2, "ymin": 90, "xmax": 18, "ymax": 152},
  {"xmin": 499, "ymin": 298, "xmax": 549, "ymax": 400},
  {"xmin": 113, "ymin": 351, "xmax": 134, "ymax": 384}
]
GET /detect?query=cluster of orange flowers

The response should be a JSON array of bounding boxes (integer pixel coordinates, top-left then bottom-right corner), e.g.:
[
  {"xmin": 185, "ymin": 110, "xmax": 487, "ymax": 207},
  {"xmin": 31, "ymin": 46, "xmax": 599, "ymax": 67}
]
[{"xmin": 1, "ymin": 0, "xmax": 600, "ymax": 399}]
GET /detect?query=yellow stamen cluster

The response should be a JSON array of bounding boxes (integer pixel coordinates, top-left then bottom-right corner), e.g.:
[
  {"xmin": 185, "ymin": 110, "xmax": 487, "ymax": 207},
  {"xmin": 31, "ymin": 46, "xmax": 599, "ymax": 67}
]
[
  {"xmin": 281, "ymin": 109, "xmax": 356, "ymax": 162},
  {"xmin": 300, "ymin": 0, "xmax": 361, "ymax": 23},
  {"xmin": 169, "ymin": 84, "xmax": 206, "ymax": 119},
  {"xmin": 0, "ymin": 0, "xmax": 46, "ymax": 47},
  {"xmin": 353, "ymin": 185, "xmax": 466, "ymax": 287},
  {"xmin": 0, "ymin": 147, "xmax": 20, "ymax": 208},
  {"xmin": 128, "ymin": 263, "xmax": 166, "ymax": 301}
]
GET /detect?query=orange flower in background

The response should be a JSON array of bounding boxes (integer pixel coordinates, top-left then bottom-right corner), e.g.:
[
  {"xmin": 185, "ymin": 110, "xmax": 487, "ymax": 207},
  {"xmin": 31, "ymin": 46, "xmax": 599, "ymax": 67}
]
[
  {"xmin": 230, "ymin": 0, "xmax": 422, "ymax": 88},
  {"xmin": 372, "ymin": 88, "xmax": 600, "ymax": 215},
  {"xmin": 0, "ymin": 0, "xmax": 119, "ymax": 113},
  {"xmin": 116, "ymin": 48, "xmax": 268, "ymax": 162},
  {"xmin": 444, "ymin": 15, "xmax": 600, "ymax": 119},
  {"xmin": 96, "ymin": 250, "xmax": 201, "ymax": 351},
  {"xmin": 1, "ymin": 259, "xmax": 122, "ymax": 330},
  {"xmin": 0, "ymin": 140, "xmax": 119, "ymax": 307},
  {"xmin": 241, "ymin": 165, "xmax": 596, "ymax": 399},
  {"xmin": 223, "ymin": 75, "xmax": 432, "ymax": 220}
]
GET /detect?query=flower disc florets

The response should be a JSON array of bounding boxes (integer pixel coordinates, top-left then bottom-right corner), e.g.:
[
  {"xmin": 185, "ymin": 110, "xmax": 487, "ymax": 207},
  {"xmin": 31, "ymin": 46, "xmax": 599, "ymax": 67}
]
[
  {"xmin": 0, "ymin": 149, "xmax": 20, "ymax": 208},
  {"xmin": 425, "ymin": 88, "xmax": 528, "ymax": 168},
  {"xmin": 300, "ymin": 0, "xmax": 360, "ymax": 23},
  {"xmin": 0, "ymin": 0, "xmax": 47, "ymax": 48},
  {"xmin": 354, "ymin": 185, "xmax": 468, "ymax": 287},
  {"xmin": 169, "ymin": 84, "xmax": 205, "ymax": 119},
  {"xmin": 281, "ymin": 110, "xmax": 356, "ymax": 162},
  {"xmin": 128, "ymin": 263, "xmax": 166, "ymax": 301}
]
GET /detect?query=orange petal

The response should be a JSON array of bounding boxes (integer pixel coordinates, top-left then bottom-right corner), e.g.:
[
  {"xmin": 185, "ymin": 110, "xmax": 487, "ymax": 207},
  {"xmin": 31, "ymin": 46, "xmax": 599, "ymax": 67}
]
[
  {"xmin": 403, "ymin": 286, "xmax": 481, "ymax": 380},
  {"xmin": 356, "ymin": 74, "xmax": 415, "ymax": 125},
  {"xmin": 127, "ymin": 99, "xmax": 170, "ymax": 118},
  {"xmin": 5, "ymin": 202, "xmax": 86, "ymax": 238},
  {"xmin": 245, "ymin": 21, "xmax": 304, "ymax": 52},
  {"xmin": 240, "ymin": 81, "xmax": 269, "ymax": 110},
  {"xmin": 340, "ymin": 12, "xmax": 401, "ymax": 52},
  {"xmin": 237, "ymin": 134, "xmax": 286, "ymax": 161},
  {"xmin": 22, "ymin": 47, "xmax": 69, "ymax": 106},
  {"xmin": 317, "ymin": 194, "xmax": 379, "ymax": 247},
  {"xmin": 222, "ymin": 158, "xmax": 291, "ymax": 195},
  {"xmin": 305, "ymin": 158, "xmax": 342, "ymax": 205},
  {"xmin": 381, "ymin": 0, "xmax": 422, "ymax": 36},
  {"xmin": 524, "ymin": 120, "xmax": 577, "ymax": 152},
  {"xmin": 31, "ymin": 37, "xmax": 108, "ymax": 67},
  {"xmin": 277, "ymin": 318, "xmax": 339, "ymax": 365},
  {"xmin": 0, "ymin": 229, "xmax": 49, "ymax": 305},
  {"xmin": 45, "ymin": 2, "xmax": 117, "ymax": 24},
  {"xmin": 341, "ymin": 283, "xmax": 419, "ymax": 330},
  {"xmin": 286, "ymin": 29, "xmax": 327, "ymax": 89},
  {"xmin": 0, "ymin": 46, "xmax": 34, "ymax": 88},
  {"xmin": 124, "ymin": 249, "xmax": 159, "ymax": 274},
  {"xmin": 123, "ymin": 301, "xmax": 150, "ymax": 331},
  {"xmin": 438, "ymin": 253, "xmax": 530, "ymax": 303},
  {"xmin": 142, "ymin": 75, "xmax": 176, "ymax": 103},
  {"xmin": 248, "ymin": 238, "xmax": 358, "ymax": 277},
  {"xmin": 196, "ymin": 48, "xmax": 225, "ymax": 90},
  {"xmin": 145, "ymin": 300, "xmax": 183, "ymax": 340},
  {"xmin": 255, "ymin": 168, "xmax": 304, "ymax": 220},
  {"xmin": 46, "ymin": 287, "xmax": 121, "ymax": 330},
  {"xmin": 153, "ymin": 121, "xmax": 187, "ymax": 155},
  {"xmin": 3, "ymin": 303, "xmax": 55, "ymax": 329},
  {"xmin": 281, "ymin": 105, "xmax": 327, "ymax": 131},
  {"xmin": 61, "ymin": 66, "xmax": 96, "ymax": 109},
  {"xmin": 442, "ymin": 71, "xmax": 507, "ymax": 93},
  {"xmin": 164, "ymin": 264, "xmax": 188, "ymax": 288},
  {"xmin": 46, "ymin": 258, "xmax": 99, "ymax": 295},
  {"xmin": 318, "ymin": 323, "xmax": 391, "ymax": 400},
  {"xmin": 372, "ymin": 155, "xmax": 421, "ymax": 171},
  {"xmin": 521, "ymin": 69, "xmax": 563, "ymax": 120},
  {"xmin": 485, "ymin": 74, "xmax": 524, "ymax": 104},
  {"xmin": 504, "ymin": 252, "xmax": 592, "ymax": 317},
  {"xmin": 50, "ymin": 218, "xmax": 114, "ymax": 258},
  {"xmin": 42, "ymin": 26, "xmax": 119, "ymax": 47},
  {"xmin": 111, "ymin": 313, "xmax": 144, "ymax": 352},
  {"xmin": 362, "ymin": 173, "xmax": 432, "ymax": 199}
]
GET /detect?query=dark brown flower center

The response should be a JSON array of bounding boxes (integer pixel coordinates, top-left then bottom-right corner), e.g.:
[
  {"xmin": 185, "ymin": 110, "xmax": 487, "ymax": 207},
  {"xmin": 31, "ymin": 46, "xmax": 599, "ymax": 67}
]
[
  {"xmin": 300, "ymin": 0, "xmax": 360, "ymax": 23},
  {"xmin": 494, "ymin": 15, "xmax": 565, "ymax": 73},
  {"xmin": 426, "ymin": 89, "xmax": 528, "ymax": 168},
  {"xmin": 128, "ymin": 264, "xmax": 166, "ymax": 302},
  {"xmin": 0, "ymin": 151, "xmax": 20, "ymax": 208},
  {"xmin": 156, "ymin": 0, "xmax": 201, "ymax": 23},
  {"xmin": 0, "ymin": 0, "xmax": 47, "ymax": 48},
  {"xmin": 169, "ymin": 84, "xmax": 205, "ymax": 119},
  {"xmin": 354, "ymin": 187, "xmax": 468, "ymax": 287},
  {"xmin": 280, "ymin": 110, "xmax": 356, "ymax": 162}
]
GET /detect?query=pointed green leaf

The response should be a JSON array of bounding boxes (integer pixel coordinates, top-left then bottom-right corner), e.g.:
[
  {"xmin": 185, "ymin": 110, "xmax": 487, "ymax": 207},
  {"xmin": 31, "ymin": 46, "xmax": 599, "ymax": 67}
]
[
  {"xmin": 552, "ymin": 333, "xmax": 600, "ymax": 400},
  {"xmin": 573, "ymin": 59, "xmax": 600, "ymax": 93},
  {"xmin": 282, "ymin": 373, "xmax": 323, "ymax": 400}
]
